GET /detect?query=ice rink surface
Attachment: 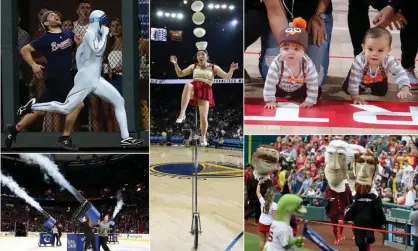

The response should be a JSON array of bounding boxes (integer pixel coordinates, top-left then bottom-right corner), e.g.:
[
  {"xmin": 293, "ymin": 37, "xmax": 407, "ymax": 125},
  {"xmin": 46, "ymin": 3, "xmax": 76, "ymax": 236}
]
[{"xmin": 0, "ymin": 237, "xmax": 149, "ymax": 251}]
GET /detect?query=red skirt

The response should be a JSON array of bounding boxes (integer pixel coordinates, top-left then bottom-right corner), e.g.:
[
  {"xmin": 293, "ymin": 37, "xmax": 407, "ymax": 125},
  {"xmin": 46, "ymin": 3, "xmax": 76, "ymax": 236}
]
[
  {"xmin": 189, "ymin": 80, "xmax": 215, "ymax": 107},
  {"xmin": 257, "ymin": 222, "xmax": 271, "ymax": 233}
]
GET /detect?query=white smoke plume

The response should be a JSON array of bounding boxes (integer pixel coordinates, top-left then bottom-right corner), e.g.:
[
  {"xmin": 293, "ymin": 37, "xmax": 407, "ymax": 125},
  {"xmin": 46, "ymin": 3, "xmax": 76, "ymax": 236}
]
[
  {"xmin": 43, "ymin": 173, "xmax": 51, "ymax": 184},
  {"xmin": 0, "ymin": 172, "xmax": 46, "ymax": 214},
  {"xmin": 112, "ymin": 192, "xmax": 124, "ymax": 219},
  {"xmin": 20, "ymin": 154, "xmax": 77, "ymax": 196}
]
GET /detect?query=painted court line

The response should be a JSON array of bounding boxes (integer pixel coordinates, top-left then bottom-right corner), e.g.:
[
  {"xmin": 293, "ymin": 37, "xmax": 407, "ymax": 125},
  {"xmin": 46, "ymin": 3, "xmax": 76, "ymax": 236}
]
[{"xmin": 225, "ymin": 231, "xmax": 244, "ymax": 251}]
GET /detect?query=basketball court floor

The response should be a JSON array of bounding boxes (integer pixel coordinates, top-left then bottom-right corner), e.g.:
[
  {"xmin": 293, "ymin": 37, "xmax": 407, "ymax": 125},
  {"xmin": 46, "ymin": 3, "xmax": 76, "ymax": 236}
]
[
  {"xmin": 245, "ymin": 0, "xmax": 418, "ymax": 134},
  {"xmin": 150, "ymin": 145, "xmax": 244, "ymax": 250}
]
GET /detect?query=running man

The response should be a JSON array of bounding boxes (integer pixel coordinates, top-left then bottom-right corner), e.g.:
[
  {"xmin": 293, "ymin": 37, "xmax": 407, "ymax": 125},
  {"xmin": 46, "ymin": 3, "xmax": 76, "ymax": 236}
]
[{"xmin": 5, "ymin": 10, "xmax": 84, "ymax": 151}]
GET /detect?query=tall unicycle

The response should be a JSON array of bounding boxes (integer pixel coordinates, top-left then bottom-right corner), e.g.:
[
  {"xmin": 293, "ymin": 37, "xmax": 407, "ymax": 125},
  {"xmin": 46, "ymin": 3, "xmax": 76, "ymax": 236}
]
[{"xmin": 190, "ymin": 105, "xmax": 202, "ymax": 250}]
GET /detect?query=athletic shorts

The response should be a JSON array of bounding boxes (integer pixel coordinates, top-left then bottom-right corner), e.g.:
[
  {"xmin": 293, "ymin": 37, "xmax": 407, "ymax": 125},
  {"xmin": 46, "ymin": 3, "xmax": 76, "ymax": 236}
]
[
  {"xmin": 38, "ymin": 73, "xmax": 74, "ymax": 103},
  {"xmin": 257, "ymin": 222, "xmax": 271, "ymax": 233}
]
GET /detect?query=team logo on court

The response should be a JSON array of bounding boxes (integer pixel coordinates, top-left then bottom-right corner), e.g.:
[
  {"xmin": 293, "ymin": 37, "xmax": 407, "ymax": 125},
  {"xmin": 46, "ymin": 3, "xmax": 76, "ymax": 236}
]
[{"xmin": 150, "ymin": 162, "xmax": 243, "ymax": 179}]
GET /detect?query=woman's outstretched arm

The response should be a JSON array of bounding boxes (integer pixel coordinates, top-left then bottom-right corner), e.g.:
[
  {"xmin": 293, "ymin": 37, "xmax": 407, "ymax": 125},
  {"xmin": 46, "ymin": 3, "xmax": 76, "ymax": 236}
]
[
  {"xmin": 170, "ymin": 55, "xmax": 194, "ymax": 77},
  {"xmin": 213, "ymin": 62, "xmax": 238, "ymax": 79},
  {"xmin": 174, "ymin": 63, "xmax": 194, "ymax": 77}
]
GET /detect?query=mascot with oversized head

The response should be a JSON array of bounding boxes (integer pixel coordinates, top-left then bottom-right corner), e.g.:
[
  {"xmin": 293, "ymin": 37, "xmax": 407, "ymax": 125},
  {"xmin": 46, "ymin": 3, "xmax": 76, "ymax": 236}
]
[
  {"xmin": 346, "ymin": 144, "xmax": 367, "ymax": 194},
  {"xmin": 245, "ymin": 145, "xmax": 279, "ymax": 224},
  {"xmin": 324, "ymin": 140, "xmax": 354, "ymax": 245},
  {"xmin": 251, "ymin": 145, "xmax": 280, "ymax": 181},
  {"xmin": 344, "ymin": 150, "xmax": 386, "ymax": 251}
]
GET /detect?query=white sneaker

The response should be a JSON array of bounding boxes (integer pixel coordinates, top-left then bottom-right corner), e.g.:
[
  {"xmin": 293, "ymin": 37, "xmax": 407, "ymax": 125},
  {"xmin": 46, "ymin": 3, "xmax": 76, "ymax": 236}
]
[
  {"xmin": 176, "ymin": 115, "xmax": 186, "ymax": 123},
  {"xmin": 200, "ymin": 137, "xmax": 208, "ymax": 146},
  {"xmin": 405, "ymin": 68, "xmax": 418, "ymax": 90}
]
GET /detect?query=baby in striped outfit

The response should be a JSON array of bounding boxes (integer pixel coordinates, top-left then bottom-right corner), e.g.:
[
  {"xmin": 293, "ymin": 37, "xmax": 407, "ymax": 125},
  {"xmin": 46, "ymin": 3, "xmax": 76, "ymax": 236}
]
[
  {"xmin": 264, "ymin": 18, "xmax": 320, "ymax": 109},
  {"xmin": 343, "ymin": 27, "xmax": 412, "ymax": 105}
]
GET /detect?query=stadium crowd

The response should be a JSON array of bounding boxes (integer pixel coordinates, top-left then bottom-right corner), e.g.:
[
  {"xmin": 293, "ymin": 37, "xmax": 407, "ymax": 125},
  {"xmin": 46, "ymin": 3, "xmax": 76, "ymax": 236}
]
[
  {"xmin": 150, "ymin": 85, "xmax": 243, "ymax": 142},
  {"xmin": 1, "ymin": 188, "xmax": 149, "ymax": 234},
  {"xmin": 245, "ymin": 135, "xmax": 418, "ymax": 224}
]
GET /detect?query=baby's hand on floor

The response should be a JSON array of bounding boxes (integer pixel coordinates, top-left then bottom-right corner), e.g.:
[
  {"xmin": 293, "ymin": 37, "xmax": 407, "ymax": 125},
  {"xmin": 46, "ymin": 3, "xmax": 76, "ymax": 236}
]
[
  {"xmin": 264, "ymin": 102, "xmax": 277, "ymax": 109},
  {"xmin": 397, "ymin": 86, "xmax": 412, "ymax": 99},
  {"xmin": 299, "ymin": 101, "xmax": 314, "ymax": 108},
  {"xmin": 351, "ymin": 95, "xmax": 367, "ymax": 105}
]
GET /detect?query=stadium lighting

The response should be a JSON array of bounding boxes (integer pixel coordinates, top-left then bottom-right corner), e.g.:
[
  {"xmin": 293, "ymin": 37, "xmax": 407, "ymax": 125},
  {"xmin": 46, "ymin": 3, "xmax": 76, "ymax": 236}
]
[
  {"xmin": 171, "ymin": 13, "xmax": 176, "ymax": 18},
  {"xmin": 215, "ymin": 4, "xmax": 220, "ymax": 9},
  {"xmin": 231, "ymin": 19, "xmax": 238, "ymax": 25},
  {"xmin": 208, "ymin": 3, "xmax": 214, "ymax": 9},
  {"xmin": 229, "ymin": 5, "xmax": 235, "ymax": 10},
  {"xmin": 221, "ymin": 4, "xmax": 227, "ymax": 9},
  {"xmin": 177, "ymin": 13, "xmax": 184, "ymax": 19},
  {"xmin": 157, "ymin": 11, "xmax": 163, "ymax": 16},
  {"xmin": 164, "ymin": 12, "xmax": 170, "ymax": 17}
]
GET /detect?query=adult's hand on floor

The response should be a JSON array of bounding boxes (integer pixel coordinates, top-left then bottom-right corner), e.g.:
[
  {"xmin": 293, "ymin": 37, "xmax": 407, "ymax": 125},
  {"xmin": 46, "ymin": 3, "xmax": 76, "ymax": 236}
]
[
  {"xmin": 373, "ymin": 5, "xmax": 396, "ymax": 28},
  {"xmin": 307, "ymin": 15, "xmax": 326, "ymax": 47},
  {"xmin": 389, "ymin": 11, "xmax": 407, "ymax": 30}
]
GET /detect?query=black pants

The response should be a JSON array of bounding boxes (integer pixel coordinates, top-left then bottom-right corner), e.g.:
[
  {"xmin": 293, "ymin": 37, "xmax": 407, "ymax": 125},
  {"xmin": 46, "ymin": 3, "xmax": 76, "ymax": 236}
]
[
  {"xmin": 348, "ymin": 0, "xmax": 388, "ymax": 56},
  {"xmin": 245, "ymin": 9, "xmax": 270, "ymax": 75},
  {"xmin": 399, "ymin": 0, "xmax": 418, "ymax": 69},
  {"xmin": 414, "ymin": 235, "xmax": 418, "ymax": 251},
  {"xmin": 245, "ymin": 9, "xmax": 269, "ymax": 50},
  {"xmin": 342, "ymin": 69, "xmax": 388, "ymax": 96},
  {"xmin": 84, "ymin": 235, "xmax": 97, "ymax": 251},
  {"xmin": 275, "ymin": 85, "xmax": 323, "ymax": 100},
  {"xmin": 244, "ymin": 200, "xmax": 261, "ymax": 222},
  {"xmin": 53, "ymin": 233, "xmax": 61, "ymax": 246},
  {"xmin": 354, "ymin": 228, "xmax": 375, "ymax": 251},
  {"xmin": 99, "ymin": 236, "xmax": 111, "ymax": 251},
  {"xmin": 348, "ymin": 0, "xmax": 418, "ymax": 69}
]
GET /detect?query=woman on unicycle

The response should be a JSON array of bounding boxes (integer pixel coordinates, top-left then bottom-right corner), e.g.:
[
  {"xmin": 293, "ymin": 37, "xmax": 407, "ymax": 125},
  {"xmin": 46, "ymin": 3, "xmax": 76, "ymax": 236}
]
[{"xmin": 170, "ymin": 42, "xmax": 239, "ymax": 146}]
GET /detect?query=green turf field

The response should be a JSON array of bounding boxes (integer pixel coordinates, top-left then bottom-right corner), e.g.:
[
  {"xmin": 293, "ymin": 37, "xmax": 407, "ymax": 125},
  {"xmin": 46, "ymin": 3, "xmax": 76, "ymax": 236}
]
[{"xmin": 245, "ymin": 232, "xmax": 314, "ymax": 251}]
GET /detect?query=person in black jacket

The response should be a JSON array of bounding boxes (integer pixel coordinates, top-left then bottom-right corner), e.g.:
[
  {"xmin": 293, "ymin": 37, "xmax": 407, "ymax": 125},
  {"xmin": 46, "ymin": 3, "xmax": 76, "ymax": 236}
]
[
  {"xmin": 57, "ymin": 223, "xmax": 62, "ymax": 246},
  {"xmin": 52, "ymin": 224, "xmax": 61, "ymax": 246},
  {"xmin": 345, "ymin": 189, "xmax": 386, "ymax": 251},
  {"xmin": 245, "ymin": 173, "xmax": 262, "ymax": 224},
  {"xmin": 344, "ymin": 152, "xmax": 386, "ymax": 251},
  {"xmin": 80, "ymin": 216, "xmax": 97, "ymax": 251}
]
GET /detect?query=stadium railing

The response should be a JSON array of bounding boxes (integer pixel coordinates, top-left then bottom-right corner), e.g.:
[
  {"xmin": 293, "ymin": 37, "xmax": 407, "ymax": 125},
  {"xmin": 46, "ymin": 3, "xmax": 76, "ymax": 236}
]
[{"xmin": 150, "ymin": 136, "xmax": 243, "ymax": 151}]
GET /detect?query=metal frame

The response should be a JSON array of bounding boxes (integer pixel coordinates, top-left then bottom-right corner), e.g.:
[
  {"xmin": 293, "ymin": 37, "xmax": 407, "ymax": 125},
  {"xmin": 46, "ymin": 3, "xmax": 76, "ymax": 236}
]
[
  {"xmin": 189, "ymin": 106, "xmax": 202, "ymax": 249},
  {"xmin": 1, "ymin": 0, "xmax": 149, "ymax": 150}
]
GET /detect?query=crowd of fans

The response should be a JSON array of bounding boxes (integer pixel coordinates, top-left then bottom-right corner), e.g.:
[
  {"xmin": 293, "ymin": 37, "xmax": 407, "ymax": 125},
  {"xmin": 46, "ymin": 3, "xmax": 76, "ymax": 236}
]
[
  {"xmin": 150, "ymin": 85, "xmax": 243, "ymax": 142},
  {"xmin": 16, "ymin": 0, "xmax": 149, "ymax": 133},
  {"xmin": 245, "ymin": 135, "xmax": 418, "ymax": 211},
  {"xmin": 1, "ymin": 188, "xmax": 149, "ymax": 234}
]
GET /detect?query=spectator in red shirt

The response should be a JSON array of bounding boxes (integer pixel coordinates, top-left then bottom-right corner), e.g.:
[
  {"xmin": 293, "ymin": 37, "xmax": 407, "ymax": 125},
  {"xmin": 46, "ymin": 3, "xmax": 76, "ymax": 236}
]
[
  {"xmin": 315, "ymin": 149, "xmax": 325, "ymax": 168},
  {"xmin": 309, "ymin": 162, "xmax": 319, "ymax": 181},
  {"xmin": 273, "ymin": 137, "xmax": 282, "ymax": 152}
]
